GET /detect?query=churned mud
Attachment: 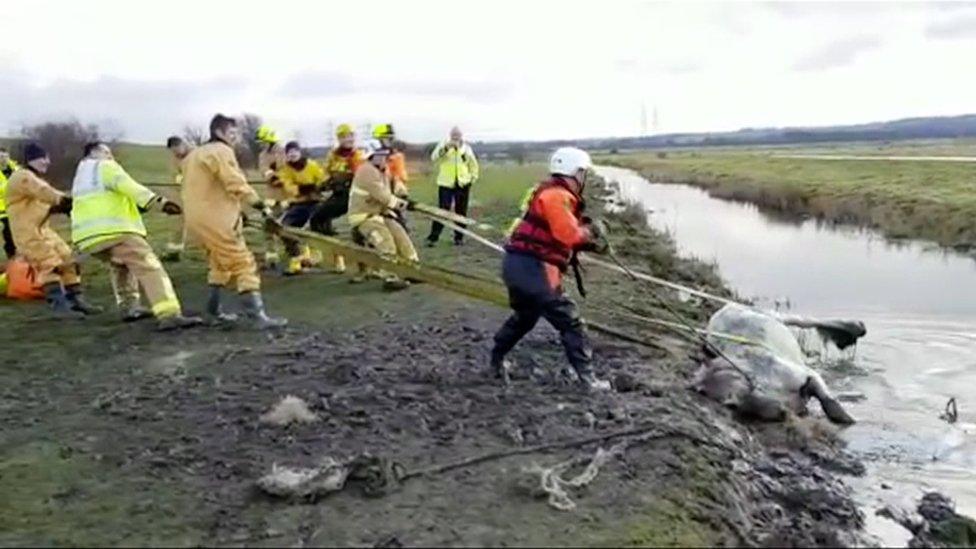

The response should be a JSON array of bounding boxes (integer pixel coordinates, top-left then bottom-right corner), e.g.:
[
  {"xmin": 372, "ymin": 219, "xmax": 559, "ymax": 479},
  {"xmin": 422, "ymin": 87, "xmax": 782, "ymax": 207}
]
[{"xmin": 0, "ymin": 183, "xmax": 871, "ymax": 547}]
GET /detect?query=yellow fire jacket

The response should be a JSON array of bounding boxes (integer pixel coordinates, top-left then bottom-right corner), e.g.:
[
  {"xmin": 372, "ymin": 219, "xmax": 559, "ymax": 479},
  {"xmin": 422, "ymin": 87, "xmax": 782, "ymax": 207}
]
[
  {"xmin": 347, "ymin": 163, "xmax": 401, "ymax": 227},
  {"xmin": 181, "ymin": 140, "xmax": 260, "ymax": 247},
  {"xmin": 6, "ymin": 168, "xmax": 68, "ymax": 260}
]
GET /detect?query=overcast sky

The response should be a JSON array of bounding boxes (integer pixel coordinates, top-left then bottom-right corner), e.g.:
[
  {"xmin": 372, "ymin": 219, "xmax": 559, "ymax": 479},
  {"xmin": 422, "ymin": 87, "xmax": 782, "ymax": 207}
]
[{"xmin": 2, "ymin": 0, "xmax": 975, "ymax": 144}]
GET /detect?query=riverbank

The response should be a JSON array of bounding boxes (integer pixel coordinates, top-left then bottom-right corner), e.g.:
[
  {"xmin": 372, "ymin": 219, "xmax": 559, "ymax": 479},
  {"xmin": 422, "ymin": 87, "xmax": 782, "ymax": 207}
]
[
  {"xmin": 601, "ymin": 140, "xmax": 976, "ymax": 249},
  {"xmin": 0, "ymin": 161, "xmax": 866, "ymax": 546}
]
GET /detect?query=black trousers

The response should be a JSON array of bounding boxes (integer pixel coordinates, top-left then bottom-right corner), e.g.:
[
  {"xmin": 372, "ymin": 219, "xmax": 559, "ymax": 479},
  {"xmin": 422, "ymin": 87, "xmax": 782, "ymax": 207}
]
[
  {"xmin": 491, "ymin": 252, "xmax": 593, "ymax": 376},
  {"xmin": 427, "ymin": 185, "xmax": 470, "ymax": 243},
  {"xmin": 1, "ymin": 217, "xmax": 15, "ymax": 259},
  {"xmin": 309, "ymin": 188, "xmax": 350, "ymax": 236},
  {"xmin": 281, "ymin": 202, "xmax": 318, "ymax": 256}
]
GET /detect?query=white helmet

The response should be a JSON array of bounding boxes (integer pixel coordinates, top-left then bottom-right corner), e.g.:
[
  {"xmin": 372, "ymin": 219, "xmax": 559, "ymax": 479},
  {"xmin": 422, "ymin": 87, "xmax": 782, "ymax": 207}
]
[
  {"xmin": 549, "ymin": 147, "xmax": 592, "ymax": 178},
  {"xmin": 361, "ymin": 138, "xmax": 391, "ymax": 159}
]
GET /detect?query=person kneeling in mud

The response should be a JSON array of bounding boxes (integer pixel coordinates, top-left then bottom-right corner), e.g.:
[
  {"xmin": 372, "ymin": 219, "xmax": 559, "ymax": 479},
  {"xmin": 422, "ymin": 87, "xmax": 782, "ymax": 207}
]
[
  {"xmin": 490, "ymin": 147, "xmax": 611, "ymax": 391},
  {"xmin": 277, "ymin": 141, "xmax": 327, "ymax": 276},
  {"xmin": 346, "ymin": 139, "xmax": 417, "ymax": 291}
]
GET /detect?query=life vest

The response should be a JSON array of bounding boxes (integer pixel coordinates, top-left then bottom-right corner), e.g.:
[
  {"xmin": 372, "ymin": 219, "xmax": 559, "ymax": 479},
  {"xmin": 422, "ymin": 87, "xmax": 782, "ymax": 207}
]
[
  {"xmin": 325, "ymin": 147, "xmax": 363, "ymax": 190},
  {"xmin": 5, "ymin": 257, "xmax": 45, "ymax": 300},
  {"xmin": 505, "ymin": 177, "xmax": 585, "ymax": 270}
]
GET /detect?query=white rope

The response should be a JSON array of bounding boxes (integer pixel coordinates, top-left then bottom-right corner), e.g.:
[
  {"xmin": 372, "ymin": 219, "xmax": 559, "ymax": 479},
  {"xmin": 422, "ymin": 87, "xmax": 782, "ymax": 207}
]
[{"xmin": 524, "ymin": 443, "xmax": 625, "ymax": 511}]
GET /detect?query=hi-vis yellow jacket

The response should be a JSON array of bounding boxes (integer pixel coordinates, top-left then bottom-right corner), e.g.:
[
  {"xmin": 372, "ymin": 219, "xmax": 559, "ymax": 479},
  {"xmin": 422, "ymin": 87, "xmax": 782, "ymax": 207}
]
[
  {"xmin": 0, "ymin": 159, "xmax": 21, "ymax": 218},
  {"xmin": 276, "ymin": 159, "xmax": 326, "ymax": 203},
  {"xmin": 430, "ymin": 141, "xmax": 479, "ymax": 188},
  {"xmin": 71, "ymin": 158, "xmax": 158, "ymax": 251}
]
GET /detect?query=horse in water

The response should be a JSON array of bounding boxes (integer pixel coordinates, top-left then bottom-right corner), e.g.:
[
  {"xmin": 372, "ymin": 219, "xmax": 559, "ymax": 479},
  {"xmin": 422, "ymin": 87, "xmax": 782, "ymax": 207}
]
[{"xmin": 692, "ymin": 304, "xmax": 865, "ymax": 424}]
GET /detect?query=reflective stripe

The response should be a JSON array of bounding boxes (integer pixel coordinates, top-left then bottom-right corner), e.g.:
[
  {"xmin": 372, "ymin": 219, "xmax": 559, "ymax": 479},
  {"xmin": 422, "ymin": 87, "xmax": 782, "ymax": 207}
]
[
  {"xmin": 71, "ymin": 159, "xmax": 150, "ymax": 247},
  {"xmin": 347, "ymin": 213, "xmax": 370, "ymax": 227},
  {"xmin": 72, "ymin": 159, "xmax": 104, "ymax": 197},
  {"xmin": 73, "ymin": 216, "xmax": 145, "ymax": 234},
  {"xmin": 151, "ymin": 298, "xmax": 181, "ymax": 317}
]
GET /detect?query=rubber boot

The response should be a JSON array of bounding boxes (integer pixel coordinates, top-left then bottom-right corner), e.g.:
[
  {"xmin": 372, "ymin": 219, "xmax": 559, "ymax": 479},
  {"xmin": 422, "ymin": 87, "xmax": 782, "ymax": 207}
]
[
  {"xmin": 65, "ymin": 284, "xmax": 104, "ymax": 315},
  {"xmin": 382, "ymin": 277, "xmax": 410, "ymax": 292},
  {"xmin": 489, "ymin": 356, "xmax": 512, "ymax": 386},
  {"xmin": 239, "ymin": 291, "xmax": 287, "ymax": 330},
  {"xmin": 121, "ymin": 306, "xmax": 154, "ymax": 323},
  {"xmin": 44, "ymin": 283, "xmax": 84, "ymax": 320},
  {"xmin": 156, "ymin": 313, "xmax": 205, "ymax": 332},
  {"xmin": 263, "ymin": 251, "xmax": 281, "ymax": 273},
  {"xmin": 579, "ymin": 372, "xmax": 612, "ymax": 392},
  {"xmin": 161, "ymin": 242, "xmax": 184, "ymax": 262},
  {"xmin": 284, "ymin": 256, "xmax": 304, "ymax": 277},
  {"xmin": 206, "ymin": 285, "xmax": 239, "ymax": 323}
]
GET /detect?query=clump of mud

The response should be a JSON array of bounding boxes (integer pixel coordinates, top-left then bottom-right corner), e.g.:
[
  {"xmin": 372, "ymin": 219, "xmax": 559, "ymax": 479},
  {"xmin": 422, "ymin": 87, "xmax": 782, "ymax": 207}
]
[{"xmin": 259, "ymin": 395, "xmax": 318, "ymax": 426}]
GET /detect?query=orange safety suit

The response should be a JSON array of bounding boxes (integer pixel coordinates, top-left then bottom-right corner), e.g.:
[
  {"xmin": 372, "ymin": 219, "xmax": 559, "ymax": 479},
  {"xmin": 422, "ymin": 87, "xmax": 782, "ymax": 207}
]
[
  {"xmin": 6, "ymin": 169, "xmax": 80, "ymax": 287},
  {"xmin": 182, "ymin": 140, "xmax": 262, "ymax": 292}
]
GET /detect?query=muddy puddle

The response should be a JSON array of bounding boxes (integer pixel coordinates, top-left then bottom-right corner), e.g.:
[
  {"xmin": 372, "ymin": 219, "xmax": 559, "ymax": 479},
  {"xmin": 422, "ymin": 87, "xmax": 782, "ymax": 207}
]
[{"xmin": 597, "ymin": 165, "xmax": 976, "ymax": 546}]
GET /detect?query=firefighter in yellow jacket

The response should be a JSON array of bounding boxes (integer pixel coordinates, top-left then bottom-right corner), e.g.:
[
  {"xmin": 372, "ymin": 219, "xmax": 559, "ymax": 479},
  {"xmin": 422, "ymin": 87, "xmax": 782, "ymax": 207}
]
[
  {"xmin": 182, "ymin": 114, "xmax": 286, "ymax": 329},
  {"xmin": 72, "ymin": 142, "xmax": 202, "ymax": 330},
  {"xmin": 0, "ymin": 147, "xmax": 21, "ymax": 258},
  {"xmin": 256, "ymin": 125, "xmax": 286, "ymax": 270},
  {"xmin": 347, "ymin": 139, "xmax": 417, "ymax": 291},
  {"xmin": 6, "ymin": 143, "xmax": 97, "ymax": 318},
  {"xmin": 161, "ymin": 136, "xmax": 192, "ymax": 262},
  {"xmin": 277, "ymin": 140, "xmax": 326, "ymax": 275},
  {"xmin": 307, "ymin": 123, "xmax": 364, "ymax": 274}
]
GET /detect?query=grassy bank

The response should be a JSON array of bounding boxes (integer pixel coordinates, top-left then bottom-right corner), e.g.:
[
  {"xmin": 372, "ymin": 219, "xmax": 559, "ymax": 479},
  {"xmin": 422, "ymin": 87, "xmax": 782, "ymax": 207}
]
[
  {"xmin": 0, "ymin": 153, "xmax": 861, "ymax": 546},
  {"xmin": 601, "ymin": 139, "xmax": 976, "ymax": 248}
]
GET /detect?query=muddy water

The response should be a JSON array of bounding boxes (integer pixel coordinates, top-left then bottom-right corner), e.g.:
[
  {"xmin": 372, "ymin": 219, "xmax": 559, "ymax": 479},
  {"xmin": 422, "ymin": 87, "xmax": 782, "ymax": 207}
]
[{"xmin": 597, "ymin": 166, "xmax": 976, "ymax": 545}]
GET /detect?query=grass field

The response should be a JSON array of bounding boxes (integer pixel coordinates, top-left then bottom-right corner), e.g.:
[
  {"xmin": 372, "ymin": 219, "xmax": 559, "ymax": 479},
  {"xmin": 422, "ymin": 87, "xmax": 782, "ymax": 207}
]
[
  {"xmin": 0, "ymin": 153, "xmax": 735, "ymax": 546},
  {"xmin": 0, "ymin": 157, "xmax": 554, "ymax": 545},
  {"xmin": 601, "ymin": 139, "xmax": 976, "ymax": 248}
]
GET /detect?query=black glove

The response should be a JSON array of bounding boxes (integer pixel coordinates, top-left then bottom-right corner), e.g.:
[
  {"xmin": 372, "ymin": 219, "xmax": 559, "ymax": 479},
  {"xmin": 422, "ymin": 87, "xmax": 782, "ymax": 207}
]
[
  {"xmin": 581, "ymin": 217, "xmax": 610, "ymax": 254},
  {"xmin": 405, "ymin": 198, "xmax": 417, "ymax": 211},
  {"xmin": 51, "ymin": 196, "xmax": 73, "ymax": 214},
  {"xmin": 161, "ymin": 199, "xmax": 182, "ymax": 215},
  {"xmin": 252, "ymin": 200, "xmax": 274, "ymax": 219},
  {"xmin": 298, "ymin": 183, "xmax": 318, "ymax": 197}
]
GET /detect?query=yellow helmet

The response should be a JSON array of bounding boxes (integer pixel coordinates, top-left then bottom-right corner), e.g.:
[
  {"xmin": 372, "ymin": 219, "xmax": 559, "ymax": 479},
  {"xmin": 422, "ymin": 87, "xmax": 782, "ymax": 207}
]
[
  {"xmin": 336, "ymin": 123, "xmax": 354, "ymax": 138},
  {"xmin": 255, "ymin": 125, "xmax": 278, "ymax": 144},
  {"xmin": 372, "ymin": 123, "xmax": 395, "ymax": 139}
]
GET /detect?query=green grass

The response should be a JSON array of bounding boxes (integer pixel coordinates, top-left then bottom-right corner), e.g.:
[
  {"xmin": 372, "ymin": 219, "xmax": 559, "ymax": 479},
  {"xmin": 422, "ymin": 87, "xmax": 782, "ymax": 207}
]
[
  {"xmin": 0, "ymin": 156, "xmax": 548, "ymax": 545},
  {"xmin": 600, "ymin": 139, "xmax": 976, "ymax": 248},
  {"xmin": 0, "ymin": 150, "xmax": 739, "ymax": 546}
]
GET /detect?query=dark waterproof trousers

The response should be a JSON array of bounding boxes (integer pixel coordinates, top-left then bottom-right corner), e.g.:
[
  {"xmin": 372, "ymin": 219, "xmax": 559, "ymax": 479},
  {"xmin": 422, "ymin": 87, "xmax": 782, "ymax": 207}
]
[
  {"xmin": 1, "ymin": 217, "xmax": 15, "ymax": 259},
  {"xmin": 427, "ymin": 185, "xmax": 470, "ymax": 243},
  {"xmin": 281, "ymin": 202, "xmax": 318, "ymax": 256},
  {"xmin": 491, "ymin": 252, "xmax": 593, "ymax": 377},
  {"xmin": 309, "ymin": 188, "xmax": 350, "ymax": 236}
]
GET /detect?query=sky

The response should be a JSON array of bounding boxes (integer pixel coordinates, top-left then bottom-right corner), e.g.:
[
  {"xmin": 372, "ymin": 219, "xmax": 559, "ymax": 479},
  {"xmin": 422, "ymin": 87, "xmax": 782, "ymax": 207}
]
[{"xmin": 2, "ymin": 0, "xmax": 975, "ymax": 145}]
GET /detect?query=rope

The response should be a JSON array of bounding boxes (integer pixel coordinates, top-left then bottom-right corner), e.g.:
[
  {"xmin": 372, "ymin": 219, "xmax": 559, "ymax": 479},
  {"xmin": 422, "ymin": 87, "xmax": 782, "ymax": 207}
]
[
  {"xmin": 412, "ymin": 203, "xmax": 754, "ymax": 308},
  {"xmin": 612, "ymin": 308, "xmax": 764, "ymax": 348},
  {"xmin": 400, "ymin": 424, "xmax": 694, "ymax": 481},
  {"xmin": 605, "ymin": 246, "xmax": 755, "ymax": 390}
]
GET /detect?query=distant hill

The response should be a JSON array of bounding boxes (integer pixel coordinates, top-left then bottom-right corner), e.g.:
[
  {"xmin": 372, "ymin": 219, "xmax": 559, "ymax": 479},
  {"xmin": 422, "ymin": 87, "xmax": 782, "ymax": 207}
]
[{"xmin": 471, "ymin": 114, "xmax": 976, "ymax": 158}]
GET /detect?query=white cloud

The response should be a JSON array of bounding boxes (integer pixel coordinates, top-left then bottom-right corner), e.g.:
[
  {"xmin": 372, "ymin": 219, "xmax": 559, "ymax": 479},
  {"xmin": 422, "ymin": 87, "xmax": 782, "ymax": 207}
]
[{"xmin": 1, "ymin": 0, "xmax": 974, "ymax": 144}]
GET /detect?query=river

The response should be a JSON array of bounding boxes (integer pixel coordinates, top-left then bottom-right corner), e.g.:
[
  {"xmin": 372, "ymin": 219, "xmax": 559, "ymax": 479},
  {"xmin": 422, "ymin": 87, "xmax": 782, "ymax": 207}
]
[{"xmin": 597, "ymin": 166, "xmax": 976, "ymax": 545}]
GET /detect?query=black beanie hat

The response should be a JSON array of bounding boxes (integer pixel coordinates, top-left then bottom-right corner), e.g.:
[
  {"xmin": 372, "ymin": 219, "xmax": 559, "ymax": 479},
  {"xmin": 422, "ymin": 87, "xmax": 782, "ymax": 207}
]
[
  {"xmin": 24, "ymin": 143, "xmax": 47, "ymax": 163},
  {"xmin": 285, "ymin": 141, "xmax": 301, "ymax": 153}
]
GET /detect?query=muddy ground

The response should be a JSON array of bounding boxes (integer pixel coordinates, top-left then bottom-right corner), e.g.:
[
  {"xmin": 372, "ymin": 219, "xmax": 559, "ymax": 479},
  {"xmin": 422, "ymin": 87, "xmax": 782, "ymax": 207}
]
[{"xmin": 0, "ymin": 185, "xmax": 869, "ymax": 547}]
